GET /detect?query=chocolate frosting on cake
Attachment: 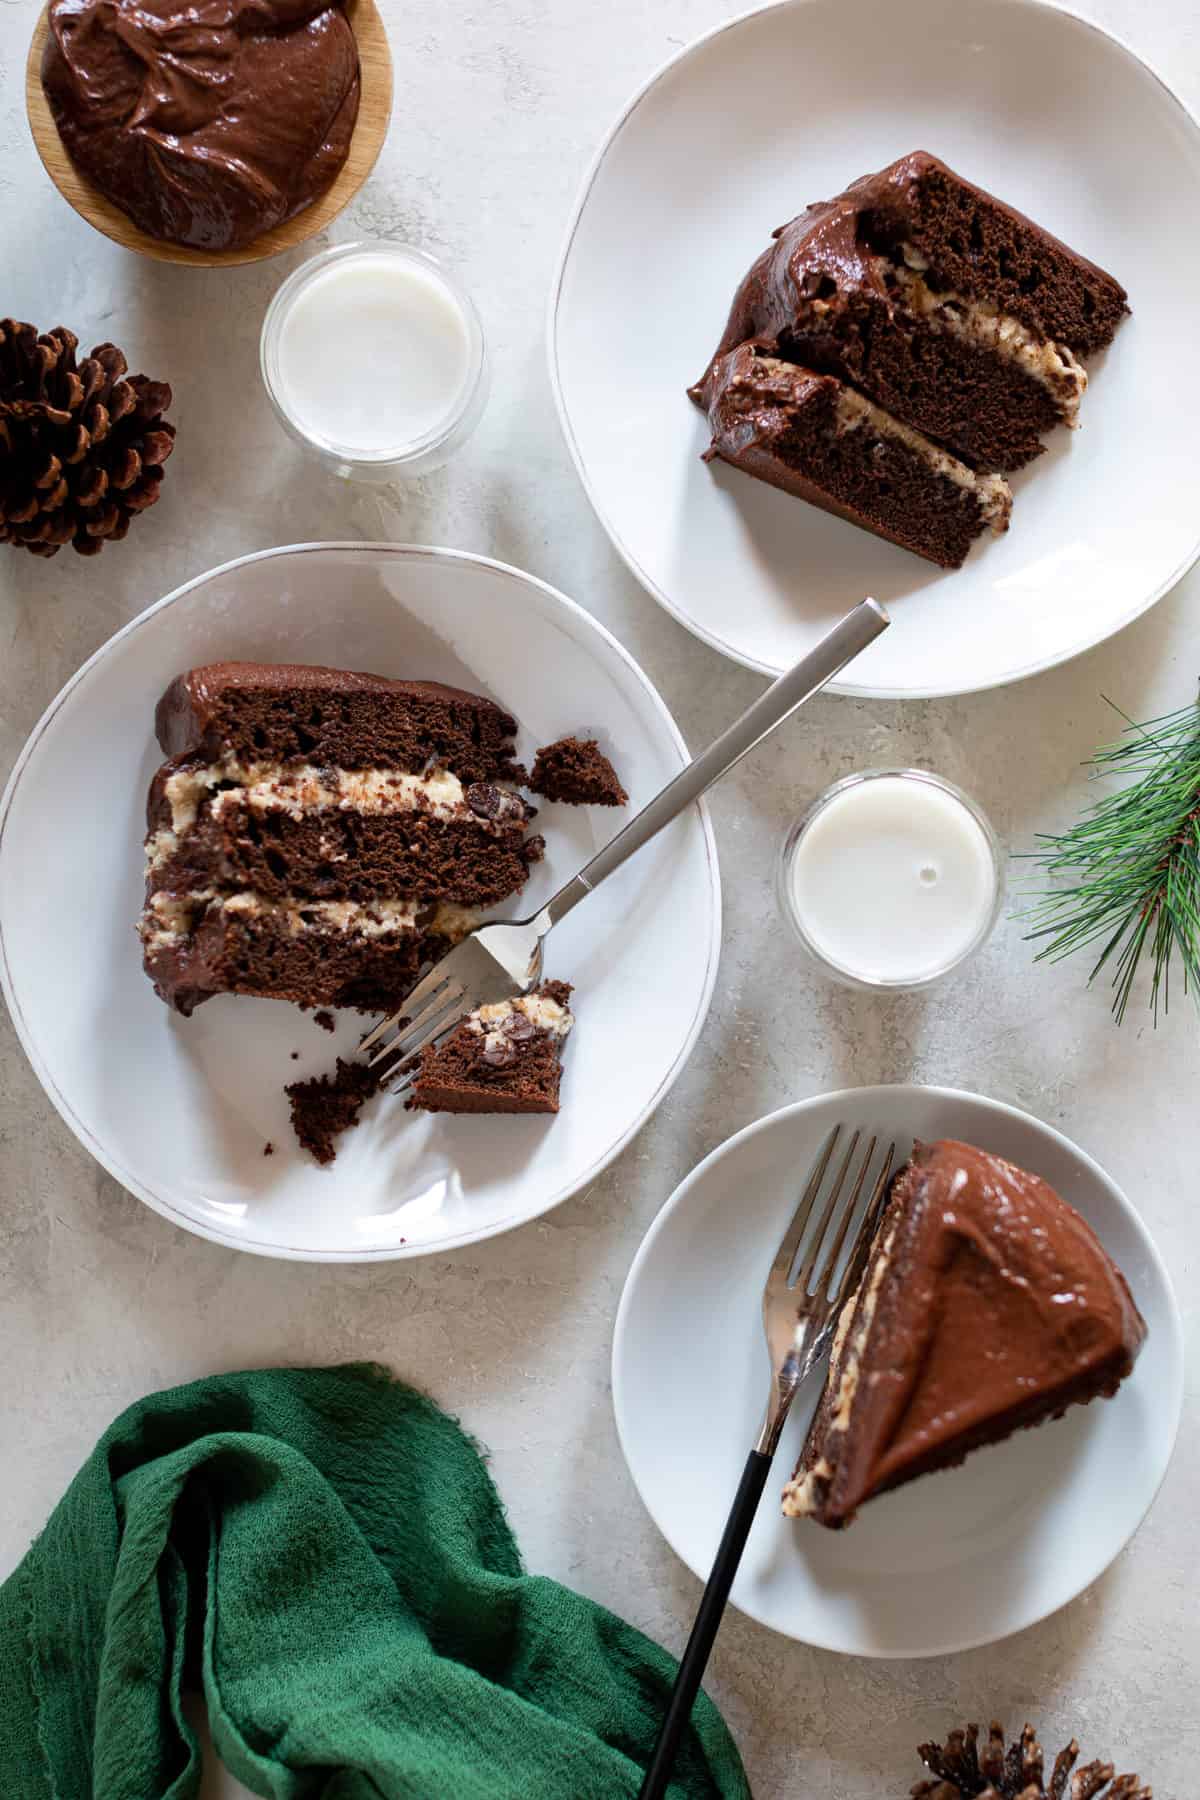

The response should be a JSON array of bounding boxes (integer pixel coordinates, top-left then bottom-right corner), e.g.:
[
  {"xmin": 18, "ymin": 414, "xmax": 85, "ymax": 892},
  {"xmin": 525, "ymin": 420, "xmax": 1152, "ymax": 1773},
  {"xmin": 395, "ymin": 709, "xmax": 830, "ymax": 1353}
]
[
  {"xmin": 691, "ymin": 150, "xmax": 1129, "ymax": 413},
  {"xmin": 861, "ymin": 1140, "xmax": 1144, "ymax": 1488},
  {"xmin": 41, "ymin": 0, "xmax": 361, "ymax": 251},
  {"xmin": 784, "ymin": 1138, "xmax": 1146, "ymax": 1526}
]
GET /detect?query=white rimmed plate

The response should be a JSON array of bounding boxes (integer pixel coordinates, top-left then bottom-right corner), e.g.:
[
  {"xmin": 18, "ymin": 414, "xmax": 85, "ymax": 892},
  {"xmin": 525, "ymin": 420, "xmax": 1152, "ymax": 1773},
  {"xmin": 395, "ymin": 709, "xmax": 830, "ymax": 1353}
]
[
  {"xmin": 550, "ymin": 0, "xmax": 1200, "ymax": 696},
  {"xmin": 0, "ymin": 544, "xmax": 720, "ymax": 1261},
  {"xmin": 613, "ymin": 1085, "xmax": 1182, "ymax": 1656}
]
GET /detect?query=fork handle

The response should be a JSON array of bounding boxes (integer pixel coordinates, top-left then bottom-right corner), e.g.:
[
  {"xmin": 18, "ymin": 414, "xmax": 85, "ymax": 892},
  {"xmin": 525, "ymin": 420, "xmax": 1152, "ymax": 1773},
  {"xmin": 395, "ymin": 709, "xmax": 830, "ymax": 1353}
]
[
  {"xmin": 542, "ymin": 599, "xmax": 888, "ymax": 930},
  {"xmin": 636, "ymin": 1449, "xmax": 773, "ymax": 1800}
]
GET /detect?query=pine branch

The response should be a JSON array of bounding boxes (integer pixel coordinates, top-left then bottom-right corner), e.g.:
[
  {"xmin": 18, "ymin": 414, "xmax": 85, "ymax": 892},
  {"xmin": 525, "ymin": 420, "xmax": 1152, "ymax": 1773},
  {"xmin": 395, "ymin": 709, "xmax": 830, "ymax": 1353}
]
[{"xmin": 1022, "ymin": 694, "xmax": 1200, "ymax": 1023}]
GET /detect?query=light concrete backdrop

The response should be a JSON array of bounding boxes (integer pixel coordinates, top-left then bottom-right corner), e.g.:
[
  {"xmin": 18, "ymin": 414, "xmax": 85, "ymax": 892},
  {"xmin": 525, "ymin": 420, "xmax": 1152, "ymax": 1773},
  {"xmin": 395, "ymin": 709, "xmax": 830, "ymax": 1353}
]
[{"xmin": 1, "ymin": 0, "xmax": 1196, "ymax": 1793}]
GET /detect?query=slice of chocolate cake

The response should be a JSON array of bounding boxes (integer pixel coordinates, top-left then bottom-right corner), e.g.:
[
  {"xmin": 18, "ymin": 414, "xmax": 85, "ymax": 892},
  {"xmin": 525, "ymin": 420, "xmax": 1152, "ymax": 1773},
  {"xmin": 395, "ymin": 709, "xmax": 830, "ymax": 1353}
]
[
  {"xmin": 701, "ymin": 346, "xmax": 1011, "ymax": 568},
  {"xmin": 409, "ymin": 981, "xmax": 574, "ymax": 1115},
  {"xmin": 529, "ymin": 737, "xmax": 628, "ymax": 807},
  {"xmin": 783, "ymin": 1139, "xmax": 1146, "ymax": 1528},
  {"xmin": 692, "ymin": 151, "xmax": 1127, "ymax": 475},
  {"xmin": 139, "ymin": 664, "xmax": 542, "ymax": 1016}
]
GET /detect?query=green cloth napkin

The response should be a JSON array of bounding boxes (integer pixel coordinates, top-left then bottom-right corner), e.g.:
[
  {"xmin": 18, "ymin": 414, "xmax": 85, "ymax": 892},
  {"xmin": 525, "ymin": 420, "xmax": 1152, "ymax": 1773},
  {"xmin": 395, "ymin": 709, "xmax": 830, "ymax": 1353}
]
[{"xmin": 0, "ymin": 1364, "xmax": 750, "ymax": 1800}]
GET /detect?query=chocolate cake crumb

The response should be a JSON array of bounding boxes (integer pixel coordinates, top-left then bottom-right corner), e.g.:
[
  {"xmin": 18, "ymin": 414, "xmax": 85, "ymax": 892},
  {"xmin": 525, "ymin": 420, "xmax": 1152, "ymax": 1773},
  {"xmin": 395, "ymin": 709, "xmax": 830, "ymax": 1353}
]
[
  {"xmin": 314, "ymin": 1010, "xmax": 336, "ymax": 1033},
  {"xmin": 529, "ymin": 738, "xmax": 628, "ymax": 807},
  {"xmin": 286, "ymin": 1058, "xmax": 381, "ymax": 1166}
]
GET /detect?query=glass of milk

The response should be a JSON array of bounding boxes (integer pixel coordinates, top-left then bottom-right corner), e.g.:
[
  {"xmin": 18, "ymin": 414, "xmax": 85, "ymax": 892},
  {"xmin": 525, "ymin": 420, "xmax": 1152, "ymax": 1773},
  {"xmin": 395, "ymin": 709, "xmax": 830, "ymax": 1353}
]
[
  {"xmin": 260, "ymin": 243, "xmax": 488, "ymax": 480},
  {"xmin": 778, "ymin": 769, "xmax": 1002, "ymax": 990}
]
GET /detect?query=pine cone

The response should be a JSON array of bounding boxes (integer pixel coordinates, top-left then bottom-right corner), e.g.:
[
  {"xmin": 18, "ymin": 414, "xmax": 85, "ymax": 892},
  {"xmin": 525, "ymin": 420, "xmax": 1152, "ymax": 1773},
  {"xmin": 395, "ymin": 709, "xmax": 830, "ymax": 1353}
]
[
  {"xmin": 913, "ymin": 1723, "xmax": 1151, "ymax": 1800},
  {"xmin": 0, "ymin": 319, "xmax": 175, "ymax": 558}
]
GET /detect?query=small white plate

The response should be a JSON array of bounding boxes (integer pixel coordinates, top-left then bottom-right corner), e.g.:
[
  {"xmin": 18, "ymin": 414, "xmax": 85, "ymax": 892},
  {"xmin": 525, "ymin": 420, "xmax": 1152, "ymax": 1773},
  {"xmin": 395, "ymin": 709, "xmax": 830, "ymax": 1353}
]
[
  {"xmin": 0, "ymin": 544, "xmax": 720, "ymax": 1261},
  {"xmin": 550, "ymin": 0, "xmax": 1200, "ymax": 696},
  {"xmin": 613, "ymin": 1085, "xmax": 1182, "ymax": 1657}
]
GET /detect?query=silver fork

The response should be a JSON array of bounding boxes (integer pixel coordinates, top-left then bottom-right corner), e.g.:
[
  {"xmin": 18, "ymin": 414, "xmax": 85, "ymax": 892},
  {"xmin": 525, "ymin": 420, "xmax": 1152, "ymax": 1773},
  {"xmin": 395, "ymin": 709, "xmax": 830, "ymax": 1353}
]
[
  {"xmin": 358, "ymin": 599, "xmax": 889, "ymax": 1088},
  {"xmin": 636, "ymin": 1125, "xmax": 896, "ymax": 1800}
]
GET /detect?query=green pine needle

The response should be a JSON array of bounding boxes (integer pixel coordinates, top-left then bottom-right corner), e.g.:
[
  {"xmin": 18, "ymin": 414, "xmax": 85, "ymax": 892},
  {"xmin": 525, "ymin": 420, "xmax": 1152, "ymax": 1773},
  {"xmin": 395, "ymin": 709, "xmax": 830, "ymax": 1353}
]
[{"xmin": 1023, "ymin": 693, "xmax": 1200, "ymax": 1024}]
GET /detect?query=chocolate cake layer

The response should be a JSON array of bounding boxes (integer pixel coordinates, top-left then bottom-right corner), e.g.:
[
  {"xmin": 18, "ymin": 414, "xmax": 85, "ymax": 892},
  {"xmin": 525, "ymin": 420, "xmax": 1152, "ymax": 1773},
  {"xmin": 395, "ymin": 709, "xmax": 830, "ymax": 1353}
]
[
  {"xmin": 145, "ymin": 755, "xmax": 540, "ymax": 906},
  {"xmin": 855, "ymin": 153, "xmax": 1128, "ymax": 359},
  {"xmin": 692, "ymin": 152, "xmax": 1126, "ymax": 472},
  {"xmin": 529, "ymin": 738, "xmax": 628, "ymax": 807},
  {"xmin": 155, "ymin": 663, "xmax": 525, "ymax": 784},
  {"xmin": 783, "ymin": 1139, "xmax": 1146, "ymax": 1529},
  {"xmin": 702, "ymin": 347, "xmax": 1011, "ymax": 567},
  {"xmin": 140, "ymin": 890, "xmax": 470, "ymax": 1016},
  {"xmin": 410, "ymin": 981, "xmax": 574, "ymax": 1115},
  {"xmin": 150, "ymin": 810, "xmax": 538, "ymax": 907}
]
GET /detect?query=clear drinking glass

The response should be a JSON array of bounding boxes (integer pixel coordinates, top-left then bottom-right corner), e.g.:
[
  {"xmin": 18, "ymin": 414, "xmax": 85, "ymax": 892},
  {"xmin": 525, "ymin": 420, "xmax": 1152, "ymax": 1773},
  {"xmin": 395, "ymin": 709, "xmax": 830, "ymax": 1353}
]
[
  {"xmin": 776, "ymin": 768, "xmax": 1004, "ymax": 992},
  {"xmin": 260, "ymin": 242, "xmax": 489, "ymax": 482}
]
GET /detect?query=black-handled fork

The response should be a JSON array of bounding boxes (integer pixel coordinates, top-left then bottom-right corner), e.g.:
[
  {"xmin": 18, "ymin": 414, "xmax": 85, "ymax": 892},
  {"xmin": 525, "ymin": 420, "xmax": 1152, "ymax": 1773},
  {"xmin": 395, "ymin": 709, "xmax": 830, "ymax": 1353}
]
[{"xmin": 636, "ymin": 1127, "xmax": 895, "ymax": 1800}]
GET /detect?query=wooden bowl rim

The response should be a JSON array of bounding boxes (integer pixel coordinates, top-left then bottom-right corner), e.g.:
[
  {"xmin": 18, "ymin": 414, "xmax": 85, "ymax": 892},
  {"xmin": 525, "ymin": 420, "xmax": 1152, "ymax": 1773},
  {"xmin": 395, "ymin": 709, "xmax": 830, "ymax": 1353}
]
[{"xmin": 24, "ymin": 0, "xmax": 393, "ymax": 268}]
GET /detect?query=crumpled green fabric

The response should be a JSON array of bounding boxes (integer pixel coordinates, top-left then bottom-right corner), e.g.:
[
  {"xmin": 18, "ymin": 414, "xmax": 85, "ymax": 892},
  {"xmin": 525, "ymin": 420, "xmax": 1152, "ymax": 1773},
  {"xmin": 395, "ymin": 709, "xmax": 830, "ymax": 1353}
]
[{"xmin": 0, "ymin": 1363, "xmax": 750, "ymax": 1799}]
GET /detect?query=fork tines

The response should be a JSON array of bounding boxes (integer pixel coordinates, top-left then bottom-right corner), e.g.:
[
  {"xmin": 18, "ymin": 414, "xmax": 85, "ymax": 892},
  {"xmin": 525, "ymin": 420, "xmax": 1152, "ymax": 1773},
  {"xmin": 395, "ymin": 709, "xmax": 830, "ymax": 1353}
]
[
  {"xmin": 773, "ymin": 1125, "xmax": 897, "ymax": 1299},
  {"xmin": 358, "ymin": 967, "xmax": 466, "ymax": 1072}
]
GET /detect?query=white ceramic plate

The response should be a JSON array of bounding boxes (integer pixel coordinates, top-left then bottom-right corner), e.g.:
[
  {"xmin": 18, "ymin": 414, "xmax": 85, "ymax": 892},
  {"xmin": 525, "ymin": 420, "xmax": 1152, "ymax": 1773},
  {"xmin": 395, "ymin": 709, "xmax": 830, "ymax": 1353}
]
[
  {"xmin": 0, "ymin": 544, "xmax": 720, "ymax": 1261},
  {"xmin": 613, "ymin": 1085, "xmax": 1182, "ymax": 1656},
  {"xmin": 550, "ymin": 0, "xmax": 1200, "ymax": 696}
]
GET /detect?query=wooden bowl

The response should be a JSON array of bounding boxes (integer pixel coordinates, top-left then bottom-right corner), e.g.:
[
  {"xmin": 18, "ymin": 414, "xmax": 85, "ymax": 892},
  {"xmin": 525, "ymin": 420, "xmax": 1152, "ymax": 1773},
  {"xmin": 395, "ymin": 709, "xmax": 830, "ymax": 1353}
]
[{"xmin": 25, "ymin": 0, "xmax": 393, "ymax": 268}]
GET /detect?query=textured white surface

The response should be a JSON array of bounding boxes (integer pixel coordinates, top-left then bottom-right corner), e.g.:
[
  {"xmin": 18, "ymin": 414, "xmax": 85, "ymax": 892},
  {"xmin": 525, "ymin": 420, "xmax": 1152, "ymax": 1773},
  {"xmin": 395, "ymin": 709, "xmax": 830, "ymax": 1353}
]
[{"xmin": 0, "ymin": 0, "xmax": 1197, "ymax": 1793}]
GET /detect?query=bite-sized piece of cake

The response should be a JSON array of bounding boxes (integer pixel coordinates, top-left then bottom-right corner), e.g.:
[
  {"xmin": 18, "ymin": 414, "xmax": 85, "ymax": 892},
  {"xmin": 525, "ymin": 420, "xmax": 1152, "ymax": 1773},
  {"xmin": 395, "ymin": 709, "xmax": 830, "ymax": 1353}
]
[
  {"xmin": 529, "ymin": 737, "xmax": 628, "ymax": 807},
  {"xmin": 139, "ymin": 663, "xmax": 541, "ymax": 1015},
  {"xmin": 409, "ymin": 982, "xmax": 574, "ymax": 1115},
  {"xmin": 286, "ymin": 1057, "xmax": 381, "ymax": 1166},
  {"xmin": 701, "ymin": 347, "xmax": 1011, "ymax": 568},
  {"xmin": 784, "ymin": 1139, "xmax": 1146, "ymax": 1528},
  {"xmin": 691, "ymin": 152, "xmax": 1127, "ymax": 473},
  {"xmin": 155, "ymin": 663, "xmax": 526, "ymax": 785}
]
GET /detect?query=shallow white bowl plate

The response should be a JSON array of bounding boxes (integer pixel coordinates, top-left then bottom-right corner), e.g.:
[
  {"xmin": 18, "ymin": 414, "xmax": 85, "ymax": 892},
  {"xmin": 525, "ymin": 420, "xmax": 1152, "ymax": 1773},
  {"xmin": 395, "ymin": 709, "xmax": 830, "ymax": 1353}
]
[
  {"xmin": 551, "ymin": 0, "xmax": 1200, "ymax": 696},
  {"xmin": 0, "ymin": 544, "xmax": 720, "ymax": 1261},
  {"xmin": 613, "ymin": 1085, "xmax": 1182, "ymax": 1656}
]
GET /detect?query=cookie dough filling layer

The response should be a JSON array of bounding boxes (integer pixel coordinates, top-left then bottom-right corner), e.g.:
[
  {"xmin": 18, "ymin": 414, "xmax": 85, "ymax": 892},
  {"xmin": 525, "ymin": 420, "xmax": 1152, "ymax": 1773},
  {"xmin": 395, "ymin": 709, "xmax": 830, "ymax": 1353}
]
[
  {"xmin": 139, "ymin": 890, "xmax": 480, "ymax": 951},
  {"xmin": 465, "ymin": 990, "xmax": 575, "ymax": 1062},
  {"xmin": 833, "ymin": 386, "xmax": 1013, "ymax": 532},
  {"xmin": 158, "ymin": 757, "xmax": 525, "ymax": 835},
  {"xmin": 781, "ymin": 1217, "xmax": 899, "ymax": 1519}
]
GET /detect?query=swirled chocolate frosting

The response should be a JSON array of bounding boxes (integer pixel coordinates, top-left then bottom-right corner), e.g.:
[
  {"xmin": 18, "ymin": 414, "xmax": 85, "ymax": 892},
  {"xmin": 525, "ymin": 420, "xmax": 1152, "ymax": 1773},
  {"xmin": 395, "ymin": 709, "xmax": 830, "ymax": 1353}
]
[
  {"xmin": 41, "ymin": 0, "xmax": 361, "ymax": 251},
  {"xmin": 783, "ymin": 1137, "xmax": 1146, "ymax": 1527}
]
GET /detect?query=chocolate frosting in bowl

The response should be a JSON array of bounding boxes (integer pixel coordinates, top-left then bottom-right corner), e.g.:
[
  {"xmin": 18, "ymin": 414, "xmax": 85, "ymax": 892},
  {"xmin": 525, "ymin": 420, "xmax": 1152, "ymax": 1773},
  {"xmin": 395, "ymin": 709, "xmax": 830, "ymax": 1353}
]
[{"xmin": 41, "ymin": 0, "xmax": 361, "ymax": 252}]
